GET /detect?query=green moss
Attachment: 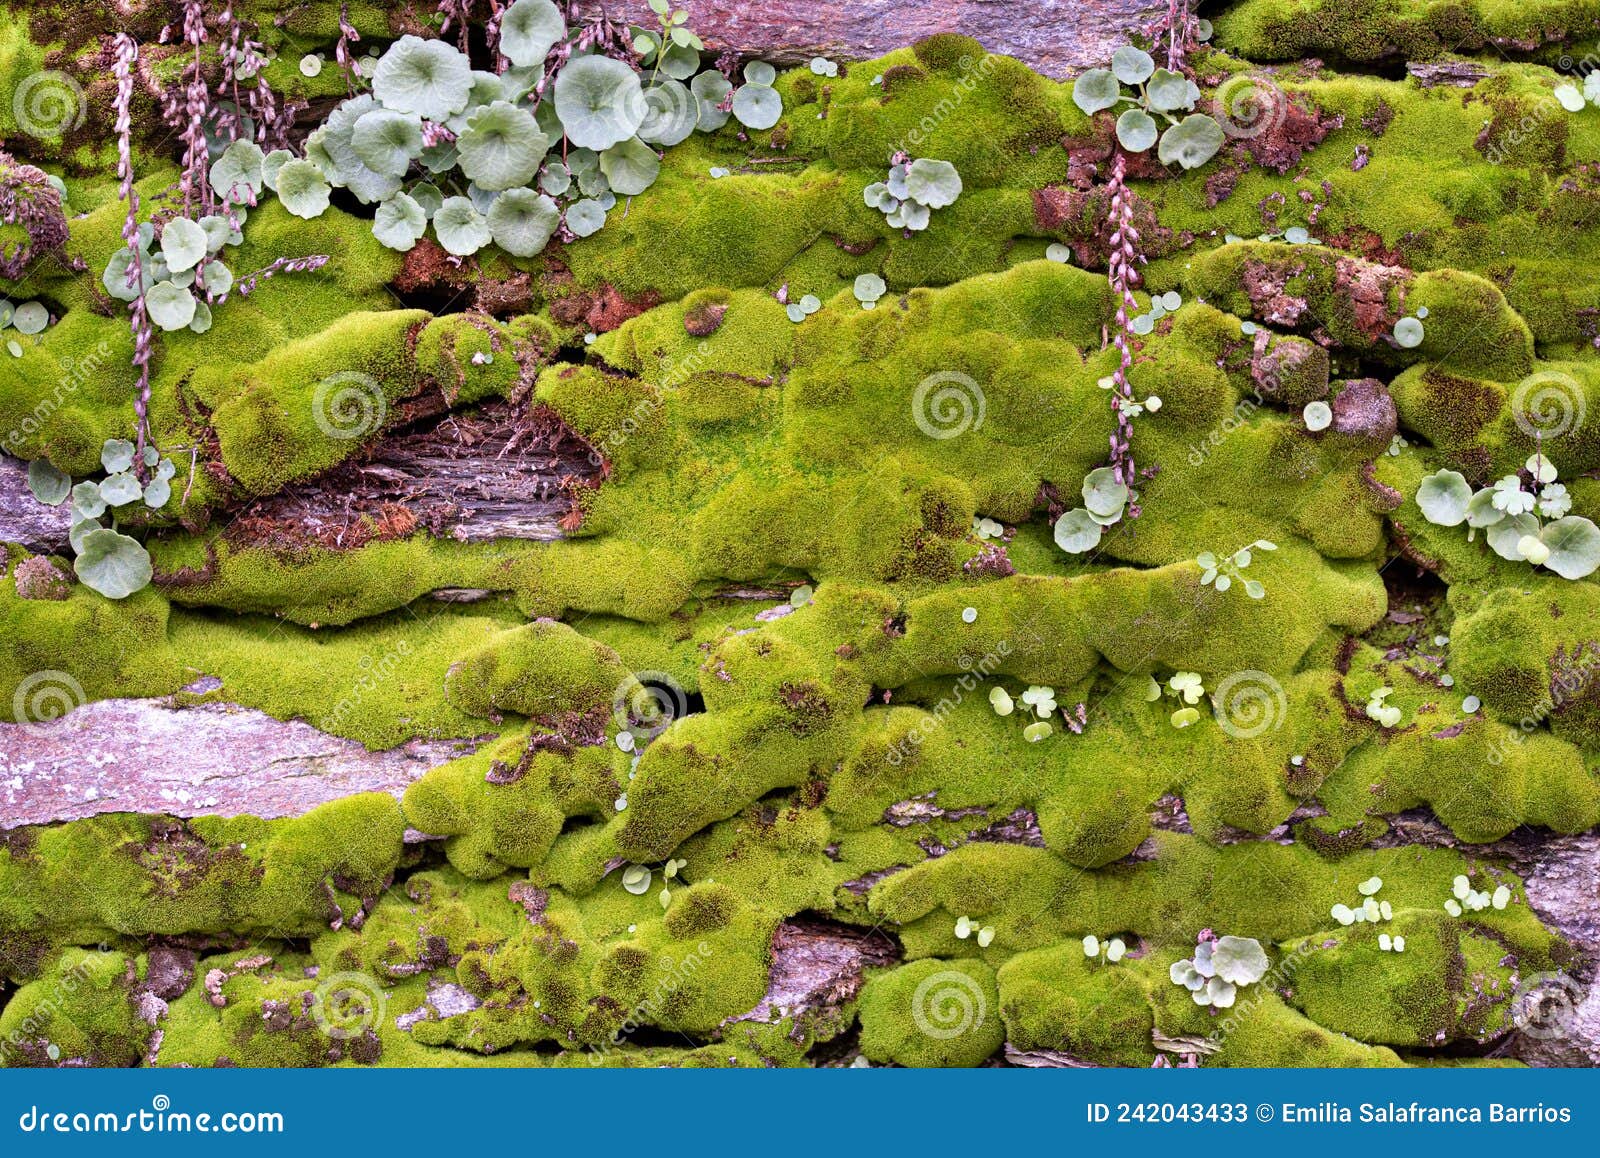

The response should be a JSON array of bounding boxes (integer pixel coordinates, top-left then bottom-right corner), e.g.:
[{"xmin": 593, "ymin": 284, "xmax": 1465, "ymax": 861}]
[{"xmin": 859, "ymin": 958, "xmax": 1004, "ymax": 1066}]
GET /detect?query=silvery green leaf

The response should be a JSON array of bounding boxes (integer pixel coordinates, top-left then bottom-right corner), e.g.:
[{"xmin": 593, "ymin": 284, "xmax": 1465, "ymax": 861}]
[
  {"xmin": 26, "ymin": 459, "xmax": 70, "ymax": 505},
  {"xmin": 73, "ymin": 528, "xmax": 153, "ymax": 599}
]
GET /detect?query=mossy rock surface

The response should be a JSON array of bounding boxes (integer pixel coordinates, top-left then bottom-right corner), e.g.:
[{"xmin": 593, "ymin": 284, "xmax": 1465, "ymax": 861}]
[{"xmin": 3, "ymin": 2, "xmax": 1599, "ymax": 1071}]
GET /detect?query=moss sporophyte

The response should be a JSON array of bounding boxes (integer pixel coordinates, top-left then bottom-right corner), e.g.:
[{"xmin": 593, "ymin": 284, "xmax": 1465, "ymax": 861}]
[{"xmin": 3, "ymin": 0, "xmax": 1600, "ymax": 1069}]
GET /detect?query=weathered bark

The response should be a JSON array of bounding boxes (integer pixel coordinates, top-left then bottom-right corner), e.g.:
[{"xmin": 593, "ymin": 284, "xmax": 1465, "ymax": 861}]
[
  {"xmin": 0, "ymin": 696, "xmax": 483, "ymax": 828},
  {"xmin": 228, "ymin": 402, "xmax": 599, "ymax": 549},
  {"xmin": 729, "ymin": 916, "xmax": 900, "ymax": 1033},
  {"xmin": 573, "ymin": 0, "xmax": 1163, "ymax": 78}
]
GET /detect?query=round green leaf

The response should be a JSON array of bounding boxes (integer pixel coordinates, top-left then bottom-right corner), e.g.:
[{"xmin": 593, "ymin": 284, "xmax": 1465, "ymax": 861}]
[
  {"xmin": 373, "ymin": 193, "xmax": 428, "ymax": 251},
  {"xmin": 102, "ymin": 249, "xmax": 150, "ymax": 303},
  {"xmin": 1111, "ymin": 46, "xmax": 1154, "ymax": 85},
  {"xmin": 1157, "ymin": 113, "xmax": 1225, "ymax": 169},
  {"xmin": 637, "ymin": 78, "xmax": 698, "ymax": 146},
  {"xmin": 262, "ymin": 148, "xmax": 293, "ymax": 192},
  {"xmin": 1211, "ymin": 936, "xmax": 1269, "ymax": 985},
  {"xmin": 1115, "ymin": 107, "xmax": 1158, "ymax": 152},
  {"xmin": 744, "ymin": 61, "xmax": 776, "ymax": 87},
  {"xmin": 11, "ymin": 301, "xmax": 47, "ymax": 335},
  {"xmin": 1394, "ymin": 316, "xmax": 1425, "ymax": 348},
  {"xmin": 1416, "ymin": 469, "xmax": 1472, "ymax": 526},
  {"xmin": 187, "ymin": 300, "xmax": 212, "ymax": 334},
  {"xmin": 210, "ymin": 139, "xmax": 266, "ymax": 206},
  {"xmin": 1072, "ymin": 68, "xmax": 1121, "ymax": 115},
  {"xmin": 1147, "ymin": 68, "xmax": 1191, "ymax": 112},
  {"xmin": 98, "ymin": 471, "xmax": 142, "ymax": 507},
  {"xmin": 350, "ymin": 109, "xmax": 424, "ymax": 177},
  {"xmin": 146, "ymin": 280, "xmax": 197, "ymax": 331},
  {"xmin": 539, "ymin": 162, "xmax": 572, "ymax": 196},
  {"xmin": 1081, "ymin": 466, "xmax": 1129, "ymax": 518},
  {"xmin": 565, "ymin": 198, "xmax": 608, "ymax": 238},
  {"xmin": 71, "ymin": 480, "xmax": 105, "ymax": 518},
  {"xmin": 159, "ymin": 217, "xmax": 209, "ymax": 274},
  {"xmin": 275, "ymin": 159, "xmax": 332, "ymax": 219},
  {"xmin": 432, "ymin": 196, "xmax": 492, "ymax": 256},
  {"xmin": 904, "ymin": 157, "xmax": 962, "ymax": 208},
  {"xmin": 660, "ymin": 42, "xmax": 700, "ymax": 81},
  {"xmin": 143, "ymin": 476, "xmax": 172, "ymax": 509},
  {"xmin": 26, "ymin": 459, "xmax": 69, "ymax": 505},
  {"xmin": 486, "ymin": 187, "xmax": 560, "ymax": 257},
  {"xmin": 599, "ymin": 136, "xmax": 661, "ymax": 196},
  {"xmin": 457, "ymin": 100, "xmax": 550, "ymax": 190},
  {"xmin": 731, "ymin": 83, "xmax": 782, "ymax": 130},
  {"xmin": 1541, "ymin": 516, "xmax": 1600, "ymax": 579},
  {"xmin": 555, "ymin": 55, "xmax": 646, "ymax": 151},
  {"xmin": 1053, "ymin": 508, "xmax": 1103, "ymax": 553},
  {"xmin": 73, "ymin": 527, "xmax": 152, "ymax": 599},
  {"xmin": 691, "ymin": 70, "xmax": 732, "ymax": 131},
  {"xmin": 1487, "ymin": 512, "xmax": 1539, "ymax": 561},
  {"xmin": 372, "ymin": 35, "xmax": 473, "ymax": 120},
  {"xmin": 100, "ymin": 439, "xmax": 135, "ymax": 474},
  {"xmin": 853, "ymin": 273, "xmax": 886, "ymax": 303},
  {"xmin": 500, "ymin": 0, "xmax": 566, "ymax": 68}
]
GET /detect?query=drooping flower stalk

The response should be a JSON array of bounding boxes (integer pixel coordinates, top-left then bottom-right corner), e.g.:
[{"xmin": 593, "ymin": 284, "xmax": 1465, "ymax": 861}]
[
  {"xmin": 334, "ymin": 3, "xmax": 362, "ymax": 94},
  {"xmin": 113, "ymin": 34, "xmax": 156, "ymax": 468},
  {"xmin": 161, "ymin": 0, "xmax": 214, "ymax": 216},
  {"xmin": 219, "ymin": 254, "xmax": 331, "ymax": 304},
  {"xmin": 1105, "ymin": 150, "xmax": 1142, "ymax": 494}
]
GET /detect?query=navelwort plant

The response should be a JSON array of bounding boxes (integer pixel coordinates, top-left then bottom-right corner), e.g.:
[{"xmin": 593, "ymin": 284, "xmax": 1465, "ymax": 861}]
[
  {"xmin": 25, "ymin": 439, "xmax": 182, "ymax": 599},
  {"xmin": 1415, "ymin": 453, "xmax": 1600, "ymax": 579},
  {"xmin": 1071, "ymin": 46, "xmax": 1223, "ymax": 171},
  {"xmin": 988, "ymin": 682, "xmax": 1086, "ymax": 744},
  {"xmin": 1168, "ymin": 932, "xmax": 1269, "ymax": 1009},
  {"xmin": 260, "ymin": 0, "xmax": 784, "ymax": 258},
  {"xmin": 863, "ymin": 151, "xmax": 963, "ymax": 233},
  {"xmin": 1195, "ymin": 540, "xmax": 1276, "ymax": 600}
]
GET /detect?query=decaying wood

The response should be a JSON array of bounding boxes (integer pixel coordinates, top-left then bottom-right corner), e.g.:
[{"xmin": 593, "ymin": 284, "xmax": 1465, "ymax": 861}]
[
  {"xmin": 574, "ymin": 0, "xmax": 1164, "ymax": 78},
  {"xmin": 0, "ymin": 696, "xmax": 484, "ymax": 828},
  {"xmin": 1406, "ymin": 60, "xmax": 1491, "ymax": 88},
  {"xmin": 228, "ymin": 402, "xmax": 600, "ymax": 549}
]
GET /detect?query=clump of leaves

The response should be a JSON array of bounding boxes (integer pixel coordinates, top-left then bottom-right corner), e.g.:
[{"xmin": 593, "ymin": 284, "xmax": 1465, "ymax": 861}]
[
  {"xmin": 989, "ymin": 682, "xmax": 1087, "ymax": 743},
  {"xmin": 1196, "ymin": 540, "xmax": 1276, "ymax": 600},
  {"xmin": 1147, "ymin": 670, "xmax": 1206, "ymax": 728},
  {"xmin": 25, "ymin": 439, "xmax": 182, "ymax": 598},
  {"xmin": 1329, "ymin": 876, "xmax": 1396, "ymax": 930},
  {"xmin": 1053, "ymin": 466, "xmax": 1133, "ymax": 554},
  {"xmin": 1364, "ymin": 685, "xmax": 1402, "ymax": 728},
  {"xmin": 277, "ymin": 3, "xmax": 783, "ymax": 258},
  {"xmin": 1071, "ymin": 45, "xmax": 1224, "ymax": 170},
  {"xmin": 1443, "ymin": 873, "xmax": 1510, "ymax": 917},
  {"xmin": 954, "ymin": 915, "xmax": 996, "ymax": 948},
  {"xmin": 1168, "ymin": 932, "xmax": 1269, "ymax": 1009},
  {"xmin": 1081, "ymin": 934, "xmax": 1128, "ymax": 962},
  {"xmin": 1415, "ymin": 454, "xmax": 1600, "ymax": 579},
  {"xmin": 863, "ymin": 151, "xmax": 962, "ymax": 233},
  {"xmin": 0, "ymin": 297, "xmax": 53, "ymax": 357}
]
